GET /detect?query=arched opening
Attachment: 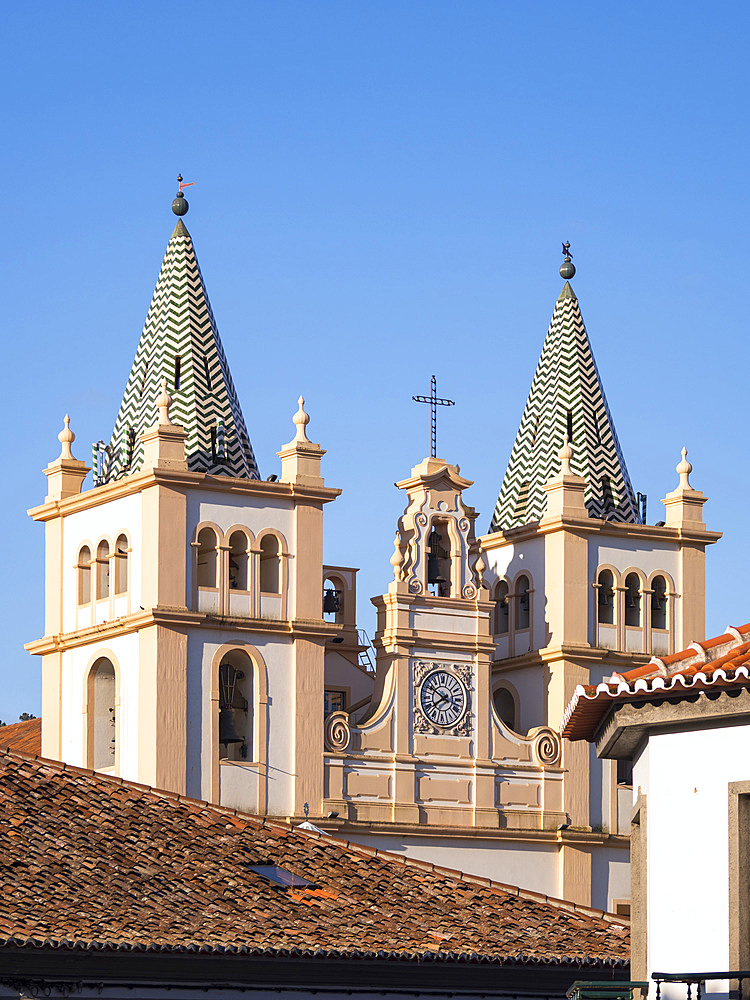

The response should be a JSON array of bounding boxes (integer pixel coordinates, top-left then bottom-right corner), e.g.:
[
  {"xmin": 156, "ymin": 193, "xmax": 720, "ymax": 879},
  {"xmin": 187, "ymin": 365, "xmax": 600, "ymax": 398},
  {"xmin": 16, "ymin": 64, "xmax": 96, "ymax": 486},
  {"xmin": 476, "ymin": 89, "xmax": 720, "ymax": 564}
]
[
  {"xmin": 493, "ymin": 686, "xmax": 516, "ymax": 730},
  {"xmin": 77, "ymin": 545, "xmax": 91, "ymax": 605},
  {"xmin": 197, "ymin": 527, "xmax": 218, "ymax": 589},
  {"xmin": 494, "ymin": 581, "xmax": 509, "ymax": 635},
  {"xmin": 228, "ymin": 531, "xmax": 249, "ymax": 591},
  {"xmin": 218, "ymin": 651, "xmax": 252, "ymax": 762},
  {"xmin": 96, "ymin": 540, "xmax": 110, "ymax": 600},
  {"xmin": 89, "ymin": 657, "xmax": 116, "ymax": 770},
  {"xmin": 597, "ymin": 569, "xmax": 615, "ymax": 625},
  {"xmin": 114, "ymin": 534, "xmax": 128, "ymax": 595},
  {"xmin": 624, "ymin": 573, "xmax": 641, "ymax": 627},
  {"xmin": 651, "ymin": 575, "xmax": 667, "ymax": 630},
  {"xmin": 259, "ymin": 535, "xmax": 281, "ymax": 594},
  {"xmin": 427, "ymin": 521, "xmax": 451, "ymax": 598},
  {"xmin": 516, "ymin": 575, "xmax": 530, "ymax": 630},
  {"xmin": 323, "ymin": 576, "xmax": 344, "ymax": 623}
]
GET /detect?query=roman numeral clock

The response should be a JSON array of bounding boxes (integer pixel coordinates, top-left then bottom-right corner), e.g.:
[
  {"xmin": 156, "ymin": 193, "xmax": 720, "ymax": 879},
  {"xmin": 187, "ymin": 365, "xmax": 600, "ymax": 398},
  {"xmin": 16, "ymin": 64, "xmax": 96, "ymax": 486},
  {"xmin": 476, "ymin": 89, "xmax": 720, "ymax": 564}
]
[{"xmin": 413, "ymin": 660, "xmax": 473, "ymax": 737}]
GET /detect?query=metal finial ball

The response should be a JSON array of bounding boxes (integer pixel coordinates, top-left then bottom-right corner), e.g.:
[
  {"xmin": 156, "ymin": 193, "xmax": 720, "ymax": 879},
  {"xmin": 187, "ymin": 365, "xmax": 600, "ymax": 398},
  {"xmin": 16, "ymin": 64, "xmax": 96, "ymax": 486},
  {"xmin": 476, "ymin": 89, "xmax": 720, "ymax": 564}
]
[
  {"xmin": 172, "ymin": 192, "xmax": 189, "ymax": 216},
  {"xmin": 560, "ymin": 259, "xmax": 576, "ymax": 280}
]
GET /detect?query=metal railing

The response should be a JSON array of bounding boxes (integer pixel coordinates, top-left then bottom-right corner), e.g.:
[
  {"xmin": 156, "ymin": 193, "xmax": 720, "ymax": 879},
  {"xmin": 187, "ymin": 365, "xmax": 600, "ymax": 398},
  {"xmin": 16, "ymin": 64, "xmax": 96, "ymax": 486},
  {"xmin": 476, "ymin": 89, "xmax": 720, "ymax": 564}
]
[{"xmin": 653, "ymin": 972, "xmax": 750, "ymax": 1000}]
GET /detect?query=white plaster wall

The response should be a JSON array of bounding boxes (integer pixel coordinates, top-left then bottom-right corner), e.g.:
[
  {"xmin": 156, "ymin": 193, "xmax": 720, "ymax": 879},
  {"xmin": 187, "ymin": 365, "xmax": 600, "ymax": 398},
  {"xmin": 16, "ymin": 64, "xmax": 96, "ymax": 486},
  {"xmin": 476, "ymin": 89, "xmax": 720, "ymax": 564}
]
[
  {"xmin": 62, "ymin": 493, "xmax": 143, "ymax": 632},
  {"xmin": 641, "ymin": 724, "xmax": 750, "ymax": 991},
  {"xmin": 60, "ymin": 632, "xmax": 140, "ymax": 779},
  {"xmin": 346, "ymin": 831, "xmax": 560, "ymax": 897},
  {"xmin": 324, "ymin": 651, "xmax": 374, "ymax": 707},
  {"xmin": 491, "ymin": 663, "xmax": 546, "ymax": 733},
  {"xmin": 192, "ymin": 630, "xmax": 297, "ymax": 815},
  {"xmin": 588, "ymin": 538, "xmax": 681, "ymax": 645},
  {"xmin": 590, "ymin": 845, "xmax": 631, "ymax": 913},
  {"xmin": 186, "ymin": 492, "xmax": 295, "ymax": 613},
  {"xmin": 481, "ymin": 537, "xmax": 546, "ymax": 651}
]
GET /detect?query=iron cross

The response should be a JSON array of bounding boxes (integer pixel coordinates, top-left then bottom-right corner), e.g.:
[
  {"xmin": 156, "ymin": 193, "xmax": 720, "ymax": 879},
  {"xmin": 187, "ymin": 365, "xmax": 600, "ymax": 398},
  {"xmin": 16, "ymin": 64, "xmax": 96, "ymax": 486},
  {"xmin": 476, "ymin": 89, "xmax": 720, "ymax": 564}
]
[{"xmin": 412, "ymin": 375, "xmax": 455, "ymax": 459}]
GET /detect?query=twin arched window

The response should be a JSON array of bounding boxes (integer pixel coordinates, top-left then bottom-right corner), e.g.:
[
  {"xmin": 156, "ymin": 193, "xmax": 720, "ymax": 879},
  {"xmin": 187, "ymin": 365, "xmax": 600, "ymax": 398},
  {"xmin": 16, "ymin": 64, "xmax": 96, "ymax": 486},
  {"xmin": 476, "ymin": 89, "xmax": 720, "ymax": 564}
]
[
  {"xmin": 493, "ymin": 575, "xmax": 532, "ymax": 637},
  {"xmin": 77, "ymin": 534, "xmax": 129, "ymax": 606}
]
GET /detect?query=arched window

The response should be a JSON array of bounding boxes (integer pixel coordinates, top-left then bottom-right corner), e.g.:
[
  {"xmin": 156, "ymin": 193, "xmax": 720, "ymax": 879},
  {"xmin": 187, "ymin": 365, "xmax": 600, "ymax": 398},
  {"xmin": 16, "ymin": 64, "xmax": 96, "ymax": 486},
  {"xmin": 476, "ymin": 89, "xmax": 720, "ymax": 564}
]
[
  {"xmin": 228, "ymin": 531, "xmax": 249, "ymax": 591},
  {"xmin": 197, "ymin": 527, "xmax": 218, "ymax": 589},
  {"xmin": 494, "ymin": 581, "xmax": 509, "ymax": 635},
  {"xmin": 218, "ymin": 653, "xmax": 252, "ymax": 761},
  {"xmin": 651, "ymin": 575, "xmax": 667, "ymax": 630},
  {"xmin": 89, "ymin": 657, "xmax": 116, "ymax": 770},
  {"xmin": 96, "ymin": 540, "xmax": 110, "ymax": 600},
  {"xmin": 516, "ymin": 575, "xmax": 530, "ymax": 630},
  {"xmin": 259, "ymin": 535, "xmax": 281, "ymax": 594},
  {"xmin": 624, "ymin": 573, "xmax": 641, "ymax": 627},
  {"xmin": 427, "ymin": 521, "xmax": 452, "ymax": 597},
  {"xmin": 323, "ymin": 576, "xmax": 343, "ymax": 623},
  {"xmin": 597, "ymin": 569, "xmax": 615, "ymax": 625},
  {"xmin": 493, "ymin": 686, "xmax": 516, "ymax": 730},
  {"xmin": 114, "ymin": 534, "xmax": 128, "ymax": 595},
  {"xmin": 77, "ymin": 545, "xmax": 91, "ymax": 605}
]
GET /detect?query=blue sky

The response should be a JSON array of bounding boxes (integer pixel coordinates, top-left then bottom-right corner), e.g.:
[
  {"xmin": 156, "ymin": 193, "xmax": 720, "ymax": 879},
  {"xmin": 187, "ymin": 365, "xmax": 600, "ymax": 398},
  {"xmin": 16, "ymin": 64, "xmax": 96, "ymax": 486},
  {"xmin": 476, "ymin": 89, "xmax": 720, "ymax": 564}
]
[{"xmin": 2, "ymin": 2, "xmax": 749, "ymax": 719}]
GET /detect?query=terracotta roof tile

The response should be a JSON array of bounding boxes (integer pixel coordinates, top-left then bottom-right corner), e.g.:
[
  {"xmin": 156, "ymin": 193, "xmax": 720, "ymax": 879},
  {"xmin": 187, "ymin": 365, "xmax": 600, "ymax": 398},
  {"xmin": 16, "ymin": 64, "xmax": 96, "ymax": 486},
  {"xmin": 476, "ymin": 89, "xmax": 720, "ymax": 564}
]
[
  {"xmin": 0, "ymin": 748, "xmax": 628, "ymax": 965},
  {"xmin": 562, "ymin": 623, "xmax": 750, "ymax": 741},
  {"xmin": 0, "ymin": 718, "xmax": 40, "ymax": 755}
]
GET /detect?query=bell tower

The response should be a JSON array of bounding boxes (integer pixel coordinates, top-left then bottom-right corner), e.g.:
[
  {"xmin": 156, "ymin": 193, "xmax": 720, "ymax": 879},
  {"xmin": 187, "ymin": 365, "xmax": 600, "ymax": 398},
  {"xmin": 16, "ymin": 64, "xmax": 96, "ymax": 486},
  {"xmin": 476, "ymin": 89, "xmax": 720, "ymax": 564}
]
[{"xmin": 26, "ymin": 181, "xmax": 359, "ymax": 821}]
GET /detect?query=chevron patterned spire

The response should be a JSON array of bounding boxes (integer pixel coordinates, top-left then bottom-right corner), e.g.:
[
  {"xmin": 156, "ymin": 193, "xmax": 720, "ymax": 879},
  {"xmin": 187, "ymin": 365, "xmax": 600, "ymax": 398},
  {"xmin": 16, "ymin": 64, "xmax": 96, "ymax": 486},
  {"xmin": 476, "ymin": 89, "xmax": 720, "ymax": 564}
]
[
  {"xmin": 489, "ymin": 279, "xmax": 639, "ymax": 531},
  {"xmin": 99, "ymin": 218, "xmax": 259, "ymax": 484}
]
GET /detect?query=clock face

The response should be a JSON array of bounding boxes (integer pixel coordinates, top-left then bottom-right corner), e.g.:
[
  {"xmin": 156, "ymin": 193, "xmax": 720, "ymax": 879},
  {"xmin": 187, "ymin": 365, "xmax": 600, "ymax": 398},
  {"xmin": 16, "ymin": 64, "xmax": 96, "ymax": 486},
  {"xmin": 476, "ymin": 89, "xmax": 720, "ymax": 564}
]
[{"xmin": 419, "ymin": 669, "xmax": 467, "ymax": 728}]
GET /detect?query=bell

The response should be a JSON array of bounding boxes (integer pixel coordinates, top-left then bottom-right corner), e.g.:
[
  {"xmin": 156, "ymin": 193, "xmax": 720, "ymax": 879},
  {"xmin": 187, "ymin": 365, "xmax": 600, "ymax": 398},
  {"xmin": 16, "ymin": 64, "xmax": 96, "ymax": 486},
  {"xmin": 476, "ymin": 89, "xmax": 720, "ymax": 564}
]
[
  {"xmin": 427, "ymin": 529, "xmax": 446, "ymax": 585},
  {"xmin": 427, "ymin": 552, "xmax": 443, "ymax": 585},
  {"xmin": 219, "ymin": 707, "xmax": 244, "ymax": 745},
  {"xmin": 323, "ymin": 588, "xmax": 341, "ymax": 614}
]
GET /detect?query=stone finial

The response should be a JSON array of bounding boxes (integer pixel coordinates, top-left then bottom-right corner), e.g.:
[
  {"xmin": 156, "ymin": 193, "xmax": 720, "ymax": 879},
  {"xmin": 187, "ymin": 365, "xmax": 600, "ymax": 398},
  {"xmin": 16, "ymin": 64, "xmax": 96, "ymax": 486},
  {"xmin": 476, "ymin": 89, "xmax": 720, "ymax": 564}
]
[
  {"xmin": 156, "ymin": 377, "xmax": 173, "ymax": 425},
  {"xmin": 292, "ymin": 396, "xmax": 311, "ymax": 443},
  {"xmin": 58, "ymin": 414, "xmax": 76, "ymax": 460},
  {"xmin": 390, "ymin": 534, "xmax": 404, "ymax": 581},
  {"xmin": 559, "ymin": 432, "xmax": 574, "ymax": 475},
  {"xmin": 474, "ymin": 550, "xmax": 487, "ymax": 589},
  {"xmin": 676, "ymin": 446, "xmax": 692, "ymax": 489}
]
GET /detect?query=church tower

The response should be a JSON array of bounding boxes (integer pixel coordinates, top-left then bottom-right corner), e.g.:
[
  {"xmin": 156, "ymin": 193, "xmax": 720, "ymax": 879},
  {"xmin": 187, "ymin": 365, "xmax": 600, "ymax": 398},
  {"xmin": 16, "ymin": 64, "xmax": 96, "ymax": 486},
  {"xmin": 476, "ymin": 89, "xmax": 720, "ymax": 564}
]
[
  {"xmin": 478, "ymin": 249, "xmax": 722, "ymax": 905},
  {"xmin": 27, "ymin": 182, "xmax": 373, "ymax": 817}
]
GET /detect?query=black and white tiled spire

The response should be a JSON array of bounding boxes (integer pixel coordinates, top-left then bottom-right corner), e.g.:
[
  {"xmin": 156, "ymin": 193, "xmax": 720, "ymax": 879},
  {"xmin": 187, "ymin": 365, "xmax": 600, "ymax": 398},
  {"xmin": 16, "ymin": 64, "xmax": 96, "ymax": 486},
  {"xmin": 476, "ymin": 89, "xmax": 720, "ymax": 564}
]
[
  {"xmin": 489, "ymin": 277, "xmax": 639, "ymax": 531},
  {"xmin": 99, "ymin": 216, "xmax": 259, "ymax": 483}
]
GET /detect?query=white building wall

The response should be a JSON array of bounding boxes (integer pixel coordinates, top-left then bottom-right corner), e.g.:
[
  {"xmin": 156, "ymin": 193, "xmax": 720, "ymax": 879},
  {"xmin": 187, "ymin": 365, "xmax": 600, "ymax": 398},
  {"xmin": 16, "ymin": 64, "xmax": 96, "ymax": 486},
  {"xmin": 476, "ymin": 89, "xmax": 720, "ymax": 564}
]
[
  {"xmin": 638, "ymin": 724, "xmax": 750, "ymax": 993},
  {"xmin": 346, "ymin": 831, "xmax": 560, "ymax": 896}
]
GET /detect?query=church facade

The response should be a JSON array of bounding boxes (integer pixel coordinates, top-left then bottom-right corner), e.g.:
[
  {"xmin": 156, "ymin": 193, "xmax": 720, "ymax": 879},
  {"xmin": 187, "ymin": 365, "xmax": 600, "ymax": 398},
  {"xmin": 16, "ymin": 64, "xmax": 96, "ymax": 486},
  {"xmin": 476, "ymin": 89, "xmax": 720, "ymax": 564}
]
[{"xmin": 26, "ymin": 187, "xmax": 721, "ymax": 913}]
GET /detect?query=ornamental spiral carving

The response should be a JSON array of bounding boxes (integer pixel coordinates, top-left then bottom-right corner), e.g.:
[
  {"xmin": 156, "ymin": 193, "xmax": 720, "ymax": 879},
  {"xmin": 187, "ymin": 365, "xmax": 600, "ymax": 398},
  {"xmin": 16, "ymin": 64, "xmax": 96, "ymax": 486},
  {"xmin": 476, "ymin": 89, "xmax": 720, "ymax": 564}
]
[
  {"xmin": 462, "ymin": 584, "xmax": 476, "ymax": 599},
  {"xmin": 532, "ymin": 727, "xmax": 561, "ymax": 766},
  {"xmin": 415, "ymin": 513, "xmax": 429, "ymax": 526},
  {"xmin": 408, "ymin": 577, "xmax": 423, "ymax": 594},
  {"xmin": 324, "ymin": 711, "xmax": 351, "ymax": 753},
  {"xmin": 458, "ymin": 517, "xmax": 469, "ymax": 532}
]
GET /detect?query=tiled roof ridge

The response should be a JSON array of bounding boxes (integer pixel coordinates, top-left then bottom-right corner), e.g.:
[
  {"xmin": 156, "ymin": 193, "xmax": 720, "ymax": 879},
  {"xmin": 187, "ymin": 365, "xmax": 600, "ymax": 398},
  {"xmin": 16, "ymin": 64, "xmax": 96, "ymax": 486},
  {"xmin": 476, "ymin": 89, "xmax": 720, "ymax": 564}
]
[
  {"xmin": 0, "ymin": 934, "xmax": 627, "ymax": 966},
  {"xmin": 561, "ymin": 622, "xmax": 750, "ymax": 739},
  {"xmin": 0, "ymin": 746, "xmax": 628, "ymax": 927}
]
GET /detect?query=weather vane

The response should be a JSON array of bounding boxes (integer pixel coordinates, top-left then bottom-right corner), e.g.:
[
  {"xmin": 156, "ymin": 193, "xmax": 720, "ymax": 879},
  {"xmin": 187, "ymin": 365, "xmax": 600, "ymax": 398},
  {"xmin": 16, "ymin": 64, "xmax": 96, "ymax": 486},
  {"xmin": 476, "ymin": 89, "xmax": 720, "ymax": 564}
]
[
  {"xmin": 412, "ymin": 375, "xmax": 455, "ymax": 459},
  {"xmin": 177, "ymin": 174, "xmax": 196, "ymax": 193},
  {"xmin": 562, "ymin": 241, "xmax": 572, "ymax": 260}
]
